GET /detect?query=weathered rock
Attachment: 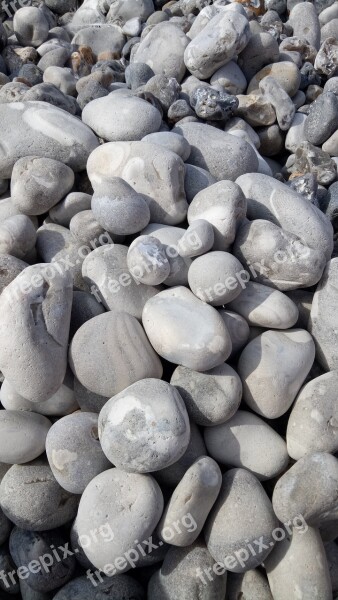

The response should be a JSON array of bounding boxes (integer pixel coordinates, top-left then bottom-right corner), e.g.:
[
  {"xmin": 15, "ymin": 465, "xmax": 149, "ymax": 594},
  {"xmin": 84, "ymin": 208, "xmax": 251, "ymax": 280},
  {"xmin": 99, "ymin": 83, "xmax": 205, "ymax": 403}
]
[{"xmin": 99, "ymin": 378, "xmax": 190, "ymax": 473}]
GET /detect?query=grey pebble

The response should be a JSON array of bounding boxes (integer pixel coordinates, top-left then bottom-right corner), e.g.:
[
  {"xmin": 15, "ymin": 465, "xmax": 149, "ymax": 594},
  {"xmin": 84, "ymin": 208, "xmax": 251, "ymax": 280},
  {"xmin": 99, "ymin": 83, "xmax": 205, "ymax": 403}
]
[
  {"xmin": 46, "ymin": 411, "xmax": 111, "ymax": 493},
  {"xmin": 171, "ymin": 363, "xmax": 242, "ymax": 427},
  {"xmin": 69, "ymin": 310, "xmax": 162, "ymax": 397},
  {"xmin": 0, "ymin": 460, "xmax": 78, "ymax": 531},
  {"xmin": 98, "ymin": 378, "xmax": 190, "ymax": 473}
]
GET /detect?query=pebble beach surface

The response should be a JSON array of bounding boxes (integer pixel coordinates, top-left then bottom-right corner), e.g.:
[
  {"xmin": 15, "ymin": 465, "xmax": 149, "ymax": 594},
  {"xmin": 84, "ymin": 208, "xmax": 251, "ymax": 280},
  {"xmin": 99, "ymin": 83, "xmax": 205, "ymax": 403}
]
[{"xmin": 0, "ymin": 0, "xmax": 338, "ymax": 598}]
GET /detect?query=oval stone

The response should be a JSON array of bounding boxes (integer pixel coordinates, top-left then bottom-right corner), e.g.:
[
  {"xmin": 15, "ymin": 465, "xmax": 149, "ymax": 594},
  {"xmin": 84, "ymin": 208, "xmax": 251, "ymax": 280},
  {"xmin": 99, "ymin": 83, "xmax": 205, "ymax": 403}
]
[
  {"xmin": 0, "ymin": 102, "xmax": 98, "ymax": 178},
  {"xmin": 142, "ymin": 287, "xmax": 232, "ymax": 371}
]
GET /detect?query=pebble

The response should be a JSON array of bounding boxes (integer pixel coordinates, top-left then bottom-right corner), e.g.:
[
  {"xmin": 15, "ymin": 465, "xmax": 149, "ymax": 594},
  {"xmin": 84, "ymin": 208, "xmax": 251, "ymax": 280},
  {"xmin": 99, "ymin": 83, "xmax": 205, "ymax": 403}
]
[
  {"xmin": 177, "ymin": 219, "xmax": 214, "ymax": 257},
  {"xmin": 127, "ymin": 235, "xmax": 170, "ymax": 285},
  {"xmin": 69, "ymin": 310, "xmax": 162, "ymax": 397},
  {"xmin": 304, "ymin": 91, "xmax": 338, "ymax": 145},
  {"xmin": 91, "ymin": 177, "xmax": 150, "ymax": 234},
  {"xmin": 82, "ymin": 244, "xmax": 159, "ymax": 317},
  {"xmin": 133, "ymin": 22, "xmax": 189, "ymax": 82},
  {"xmin": 175, "ymin": 122, "xmax": 259, "ymax": 181},
  {"xmin": 0, "ymin": 410, "xmax": 51, "ymax": 464},
  {"xmin": 309, "ymin": 258, "xmax": 338, "ymax": 371},
  {"xmin": 259, "ymin": 76, "xmax": 295, "ymax": 130},
  {"xmin": 46, "ymin": 411, "xmax": 111, "ymax": 493},
  {"xmin": 184, "ymin": 11, "xmax": 250, "ymax": 79},
  {"xmin": 13, "ymin": 8, "xmax": 49, "ymax": 48},
  {"xmin": 87, "ymin": 141, "xmax": 188, "ymax": 225},
  {"xmin": 187, "ymin": 250, "xmax": 245, "ymax": 305},
  {"xmin": 157, "ymin": 456, "xmax": 221, "ymax": 546},
  {"xmin": 289, "ymin": 2, "xmax": 321, "ymax": 49},
  {"xmin": 170, "ymin": 363, "xmax": 242, "ymax": 426},
  {"xmin": 0, "ymin": 265, "xmax": 73, "ymax": 403},
  {"xmin": 235, "ymin": 92, "xmax": 277, "ymax": 127},
  {"xmin": 227, "ymin": 281, "xmax": 299, "ymax": 328},
  {"xmin": 210, "ymin": 61, "xmax": 247, "ymax": 95},
  {"xmin": 272, "ymin": 452, "xmax": 338, "ymax": 525},
  {"xmin": 0, "ymin": 374, "xmax": 78, "ymax": 416},
  {"xmin": 238, "ymin": 32, "xmax": 279, "ymax": 81},
  {"xmin": 69, "ymin": 210, "xmax": 107, "ymax": 245},
  {"xmin": 204, "ymin": 410, "xmax": 289, "ymax": 480},
  {"xmin": 0, "ymin": 460, "xmax": 78, "ymax": 531},
  {"xmin": 99, "ymin": 378, "xmax": 190, "ymax": 472},
  {"xmin": 82, "ymin": 93, "xmax": 162, "ymax": 141},
  {"xmin": 76, "ymin": 468, "xmax": 163, "ymax": 571},
  {"xmin": 0, "ymin": 102, "xmax": 98, "ymax": 178},
  {"xmin": 148, "ymin": 540, "xmax": 227, "ymax": 600},
  {"xmin": 142, "ymin": 286, "xmax": 232, "ymax": 371},
  {"xmin": 10, "ymin": 156, "xmax": 74, "ymax": 215},
  {"xmin": 49, "ymin": 192, "xmax": 92, "ymax": 227},
  {"xmin": 238, "ymin": 329, "xmax": 315, "ymax": 418},
  {"xmin": 0, "ymin": 215, "xmax": 36, "ymax": 260},
  {"xmin": 10, "ymin": 528, "xmax": 76, "ymax": 592},
  {"xmin": 205, "ymin": 468, "xmax": 277, "ymax": 572},
  {"xmin": 265, "ymin": 527, "xmax": 332, "ymax": 600},
  {"xmin": 187, "ymin": 180, "xmax": 246, "ymax": 250},
  {"xmin": 287, "ymin": 371, "xmax": 338, "ymax": 459}
]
